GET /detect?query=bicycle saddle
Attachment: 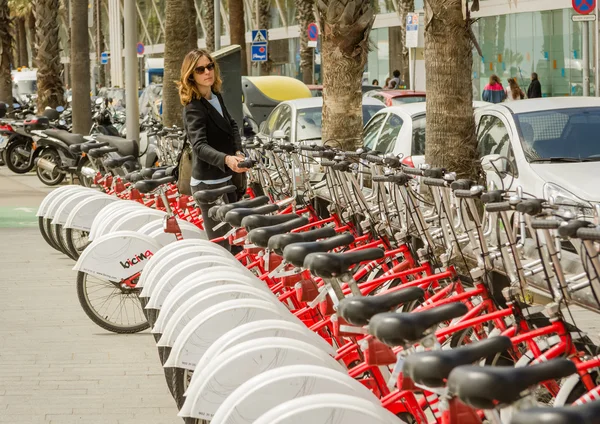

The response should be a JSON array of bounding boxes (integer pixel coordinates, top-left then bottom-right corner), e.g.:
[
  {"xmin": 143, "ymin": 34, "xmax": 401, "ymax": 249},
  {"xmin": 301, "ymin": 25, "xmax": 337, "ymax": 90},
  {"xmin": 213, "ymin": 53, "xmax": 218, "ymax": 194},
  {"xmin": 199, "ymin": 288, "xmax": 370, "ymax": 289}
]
[
  {"xmin": 134, "ymin": 176, "xmax": 176, "ymax": 194},
  {"xmin": 447, "ymin": 359, "xmax": 577, "ymax": 409},
  {"xmin": 368, "ymin": 302, "xmax": 468, "ymax": 346},
  {"xmin": 224, "ymin": 204, "xmax": 279, "ymax": 227},
  {"xmin": 193, "ymin": 185, "xmax": 236, "ymax": 204},
  {"xmin": 403, "ymin": 336, "xmax": 512, "ymax": 388},
  {"xmin": 88, "ymin": 146, "xmax": 118, "ymax": 158},
  {"xmin": 337, "ymin": 287, "xmax": 425, "ymax": 326},
  {"xmin": 80, "ymin": 141, "xmax": 109, "ymax": 153},
  {"xmin": 103, "ymin": 155, "xmax": 136, "ymax": 168},
  {"xmin": 125, "ymin": 171, "xmax": 144, "ymax": 183},
  {"xmin": 209, "ymin": 196, "xmax": 270, "ymax": 221},
  {"xmin": 268, "ymin": 227, "xmax": 336, "ymax": 256},
  {"xmin": 140, "ymin": 166, "xmax": 168, "ymax": 179},
  {"xmin": 303, "ymin": 248, "xmax": 384, "ymax": 279},
  {"xmin": 511, "ymin": 399, "xmax": 600, "ymax": 424},
  {"xmin": 282, "ymin": 233, "xmax": 355, "ymax": 268},
  {"xmin": 247, "ymin": 217, "xmax": 310, "ymax": 248},
  {"xmin": 241, "ymin": 213, "xmax": 301, "ymax": 232}
]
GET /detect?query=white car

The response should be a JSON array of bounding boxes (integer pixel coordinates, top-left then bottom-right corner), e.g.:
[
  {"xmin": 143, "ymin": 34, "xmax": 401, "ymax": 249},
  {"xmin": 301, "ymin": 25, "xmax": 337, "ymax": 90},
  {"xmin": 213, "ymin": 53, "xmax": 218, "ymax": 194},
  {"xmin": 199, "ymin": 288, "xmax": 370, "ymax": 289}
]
[
  {"xmin": 362, "ymin": 101, "xmax": 488, "ymax": 167},
  {"xmin": 475, "ymin": 97, "xmax": 600, "ymax": 214}
]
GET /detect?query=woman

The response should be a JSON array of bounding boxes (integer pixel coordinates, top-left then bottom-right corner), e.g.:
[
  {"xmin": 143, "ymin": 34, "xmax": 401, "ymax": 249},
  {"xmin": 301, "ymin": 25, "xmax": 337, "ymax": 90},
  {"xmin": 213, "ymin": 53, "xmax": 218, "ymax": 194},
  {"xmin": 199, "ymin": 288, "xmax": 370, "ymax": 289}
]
[
  {"xmin": 527, "ymin": 72, "xmax": 542, "ymax": 99},
  {"xmin": 178, "ymin": 48, "xmax": 248, "ymax": 249},
  {"xmin": 482, "ymin": 74, "xmax": 506, "ymax": 104},
  {"xmin": 505, "ymin": 77, "xmax": 525, "ymax": 101}
]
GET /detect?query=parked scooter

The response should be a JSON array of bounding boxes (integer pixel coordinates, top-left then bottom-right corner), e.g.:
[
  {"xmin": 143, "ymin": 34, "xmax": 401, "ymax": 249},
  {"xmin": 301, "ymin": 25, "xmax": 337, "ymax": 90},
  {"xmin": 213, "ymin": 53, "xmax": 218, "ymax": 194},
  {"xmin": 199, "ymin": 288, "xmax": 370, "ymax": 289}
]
[{"xmin": 90, "ymin": 97, "xmax": 122, "ymax": 136}]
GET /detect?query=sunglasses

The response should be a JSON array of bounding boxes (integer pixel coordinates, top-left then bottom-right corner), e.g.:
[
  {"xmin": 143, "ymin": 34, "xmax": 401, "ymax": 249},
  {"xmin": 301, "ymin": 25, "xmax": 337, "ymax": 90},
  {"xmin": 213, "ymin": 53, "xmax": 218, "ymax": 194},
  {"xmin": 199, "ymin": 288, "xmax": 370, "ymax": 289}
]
[{"xmin": 194, "ymin": 63, "xmax": 215, "ymax": 74}]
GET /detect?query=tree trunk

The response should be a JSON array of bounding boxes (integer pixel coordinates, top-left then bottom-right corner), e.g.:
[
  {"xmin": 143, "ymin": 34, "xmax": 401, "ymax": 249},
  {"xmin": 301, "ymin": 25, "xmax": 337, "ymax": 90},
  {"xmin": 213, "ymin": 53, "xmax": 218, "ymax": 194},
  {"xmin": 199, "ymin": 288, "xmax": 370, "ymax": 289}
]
[
  {"xmin": 229, "ymin": 0, "xmax": 248, "ymax": 75},
  {"xmin": 297, "ymin": 0, "xmax": 315, "ymax": 84},
  {"xmin": 28, "ymin": 9, "xmax": 36, "ymax": 67},
  {"xmin": 95, "ymin": 0, "xmax": 105, "ymax": 87},
  {"xmin": 187, "ymin": 0, "xmax": 198, "ymax": 49},
  {"xmin": 17, "ymin": 17, "xmax": 28, "ymax": 67},
  {"xmin": 163, "ymin": 0, "xmax": 197, "ymax": 127},
  {"xmin": 316, "ymin": 0, "xmax": 374, "ymax": 150},
  {"xmin": 258, "ymin": 0, "xmax": 271, "ymax": 73},
  {"xmin": 0, "ymin": 0, "xmax": 13, "ymax": 103},
  {"xmin": 71, "ymin": 0, "xmax": 91, "ymax": 134},
  {"xmin": 35, "ymin": 0, "xmax": 65, "ymax": 110},
  {"xmin": 204, "ymin": 0, "xmax": 215, "ymax": 52},
  {"xmin": 395, "ymin": 0, "xmax": 414, "ymax": 84},
  {"xmin": 423, "ymin": 0, "xmax": 478, "ymax": 179}
]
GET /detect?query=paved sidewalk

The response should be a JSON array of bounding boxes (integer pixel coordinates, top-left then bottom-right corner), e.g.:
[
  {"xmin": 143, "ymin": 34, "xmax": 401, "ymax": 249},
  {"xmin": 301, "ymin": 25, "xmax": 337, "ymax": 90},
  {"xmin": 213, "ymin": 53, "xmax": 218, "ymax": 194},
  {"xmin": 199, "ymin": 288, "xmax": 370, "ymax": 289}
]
[{"xmin": 0, "ymin": 168, "xmax": 179, "ymax": 423}]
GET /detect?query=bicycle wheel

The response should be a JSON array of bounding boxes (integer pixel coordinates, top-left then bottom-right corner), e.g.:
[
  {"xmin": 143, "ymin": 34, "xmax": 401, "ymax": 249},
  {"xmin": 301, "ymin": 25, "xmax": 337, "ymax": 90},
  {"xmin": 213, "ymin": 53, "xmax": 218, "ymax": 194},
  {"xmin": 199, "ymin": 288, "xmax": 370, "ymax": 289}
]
[
  {"xmin": 171, "ymin": 367, "xmax": 203, "ymax": 414},
  {"xmin": 65, "ymin": 227, "xmax": 90, "ymax": 260},
  {"xmin": 44, "ymin": 218, "xmax": 62, "ymax": 252},
  {"xmin": 53, "ymin": 223, "xmax": 75, "ymax": 259},
  {"xmin": 38, "ymin": 216, "xmax": 54, "ymax": 248},
  {"xmin": 76, "ymin": 271, "xmax": 149, "ymax": 334}
]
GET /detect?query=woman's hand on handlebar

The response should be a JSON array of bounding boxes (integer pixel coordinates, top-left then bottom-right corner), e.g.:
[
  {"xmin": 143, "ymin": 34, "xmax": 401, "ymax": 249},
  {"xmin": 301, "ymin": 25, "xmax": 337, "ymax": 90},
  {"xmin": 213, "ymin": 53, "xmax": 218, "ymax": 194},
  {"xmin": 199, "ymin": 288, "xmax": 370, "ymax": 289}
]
[{"xmin": 225, "ymin": 155, "xmax": 249, "ymax": 173}]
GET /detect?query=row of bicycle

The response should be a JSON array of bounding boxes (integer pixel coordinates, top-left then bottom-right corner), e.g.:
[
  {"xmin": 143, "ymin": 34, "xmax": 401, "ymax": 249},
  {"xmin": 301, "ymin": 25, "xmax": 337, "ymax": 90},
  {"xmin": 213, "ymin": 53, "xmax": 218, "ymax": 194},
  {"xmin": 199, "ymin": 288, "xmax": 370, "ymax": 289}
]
[{"xmin": 36, "ymin": 135, "xmax": 600, "ymax": 423}]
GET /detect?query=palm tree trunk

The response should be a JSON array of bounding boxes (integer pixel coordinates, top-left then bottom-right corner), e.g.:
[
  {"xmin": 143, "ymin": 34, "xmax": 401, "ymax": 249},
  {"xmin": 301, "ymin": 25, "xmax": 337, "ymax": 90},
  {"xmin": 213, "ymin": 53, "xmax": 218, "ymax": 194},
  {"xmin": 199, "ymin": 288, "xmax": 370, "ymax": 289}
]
[
  {"xmin": 423, "ymin": 0, "xmax": 478, "ymax": 179},
  {"xmin": 71, "ymin": 0, "xmax": 91, "ymax": 134},
  {"xmin": 17, "ymin": 17, "xmax": 28, "ymax": 67},
  {"xmin": 204, "ymin": 0, "xmax": 215, "ymax": 52},
  {"xmin": 163, "ymin": 0, "xmax": 197, "ymax": 127},
  {"xmin": 35, "ymin": 0, "xmax": 65, "ymax": 110},
  {"xmin": 0, "ymin": 0, "xmax": 13, "ymax": 103},
  {"xmin": 316, "ymin": 0, "xmax": 374, "ymax": 150},
  {"xmin": 229, "ymin": 0, "xmax": 248, "ymax": 75},
  {"xmin": 95, "ymin": 0, "xmax": 105, "ymax": 87},
  {"xmin": 27, "ymin": 8, "xmax": 36, "ymax": 67},
  {"xmin": 258, "ymin": 0, "xmax": 271, "ymax": 73},
  {"xmin": 187, "ymin": 0, "xmax": 198, "ymax": 49},
  {"xmin": 396, "ymin": 0, "xmax": 414, "ymax": 84},
  {"xmin": 296, "ymin": 0, "xmax": 315, "ymax": 84}
]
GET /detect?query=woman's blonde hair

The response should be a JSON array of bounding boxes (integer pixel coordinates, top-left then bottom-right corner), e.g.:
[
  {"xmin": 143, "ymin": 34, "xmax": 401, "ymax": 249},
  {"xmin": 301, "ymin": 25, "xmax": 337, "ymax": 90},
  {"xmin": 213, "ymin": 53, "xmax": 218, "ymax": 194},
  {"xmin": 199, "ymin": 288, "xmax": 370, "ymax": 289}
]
[{"xmin": 178, "ymin": 49, "xmax": 222, "ymax": 105}]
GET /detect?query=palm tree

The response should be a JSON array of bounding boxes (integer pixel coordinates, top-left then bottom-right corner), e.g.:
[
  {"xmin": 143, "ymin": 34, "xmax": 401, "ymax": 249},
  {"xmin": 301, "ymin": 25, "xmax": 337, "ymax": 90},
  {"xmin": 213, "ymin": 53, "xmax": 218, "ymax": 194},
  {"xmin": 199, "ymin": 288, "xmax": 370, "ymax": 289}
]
[
  {"xmin": 204, "ymin": 0, "xmax": 215, "ymax": 52},
  {"xmin": 163, "ymin": 0, "xmax": 197, "ymax": 127},
  {"xmin": 423, "ymin": 0, "xmax": 479, "ymax": 179},
  {"xmin": 9, "ymin": 0, "xmax": 35, "ymax": 67},
  {"xmin": 0, "ymin": 0, "xmax": 13, "ymax": 103},
  {"xmin": 316, "ymin": 0, "xmax": 374, "ymax": 150},
  {"xmin": 229, "ymin": 0, "xmax": 248, "ymax": 74},
  {"xmin": 394, "ymin": 0, "xmax": 414, "ymax": 84},
  {"xmin": 296, "ymin": 0, "xmax": 315, "ymax": 84},
  {"xmin": 70, "ymin": 0, "xmax": 91, "ymax": 134},
  {"xmin": 35, "ymin": 0, "xmax": 65, "ymax": 110},
  {"xmin": 27, "ymin": 4, "xmax": 34, "ymax": 66},
  {"xmin": 187, "ymin": 0, "xmax": 198, "ymax": 49},
  {"xmin": 258, "ymin": 0, "xmax": 271, "ymax": 73},
  {"xmin": 95, "ymin": 0, "xmax": 105, "ymax": 87}
]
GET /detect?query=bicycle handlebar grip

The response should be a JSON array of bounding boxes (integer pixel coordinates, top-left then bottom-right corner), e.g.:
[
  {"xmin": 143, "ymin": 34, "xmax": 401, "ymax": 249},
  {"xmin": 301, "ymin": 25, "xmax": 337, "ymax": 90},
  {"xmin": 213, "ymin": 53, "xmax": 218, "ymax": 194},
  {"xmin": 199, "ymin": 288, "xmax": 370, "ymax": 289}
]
[
  {"xmin": 320, "ymin": 160, "xmax": 336, "ymax": 167},
  {"xmin": 450, "ymin": 179, "xmax": 473, "ymax": 191},
  {"xmin": 365, "ymin": 154, "xmax": 385, "ymax": 164},
  {"xmin": 423, "ymin": 167, "xmax": 444, "ymax": 179},
  {"xmin": 480, "ymin": 190, "xmax": 504, "ymax": 204},
  {"xmin": 332, "ymin": 161, "xmax": 351, "ymax": 172},
  {"xmin": 299, "ymin": 145, "xmax": 316, "ymax": 151},
  {"xmin": 383, "ymin": 156, "xmax": 401, "ymax": 168},
  {"xmin": 576, "ymin": 227, "xmax": 600, "ymax": 241},
  {"xmin": 558, "ymin": 220, "xmax": 593, "ymax": 238},
  {"xmin": 485, "ymin": 202, "xmax": 512, "ymax": 213},
  {"xmin": 238, "ymin": 159, "xmax": 255, "ymax": 169},
  {"xmin": 531, "ymin": 219, "xmax": 561, "ymax": 230},
  {"xmin": 454, "ymin": 189, "xmax": 481, "ymax": 199},
  {"xmin": 343, "ymin": 151, "xmax": 360, "ymax": 157},
  {"xmin": 422, "ymin": 177, "xmax": 447, "ymax": 187},
  {"xmin": 516, "ymin": 199, "xmax": 544, "ymax": 216},
  {"xmin": 402, "ymin": 166, "xmax": 422, "ymax": 176},
  {"xmin": 372, "ymin": 175, "xmax": 391, "ymax": 182},
  {"xmin": 321, "ymin": 151, "xmax": 337, "ymax": 160}
]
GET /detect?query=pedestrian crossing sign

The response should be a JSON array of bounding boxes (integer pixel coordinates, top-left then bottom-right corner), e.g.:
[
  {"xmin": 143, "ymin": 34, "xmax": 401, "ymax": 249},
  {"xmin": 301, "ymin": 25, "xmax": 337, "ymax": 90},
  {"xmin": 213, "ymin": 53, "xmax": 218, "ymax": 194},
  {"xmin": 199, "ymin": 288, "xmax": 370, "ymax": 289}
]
[{"xmin": 251, "ymin": 29, "xmax": 268, "ymax": 44}]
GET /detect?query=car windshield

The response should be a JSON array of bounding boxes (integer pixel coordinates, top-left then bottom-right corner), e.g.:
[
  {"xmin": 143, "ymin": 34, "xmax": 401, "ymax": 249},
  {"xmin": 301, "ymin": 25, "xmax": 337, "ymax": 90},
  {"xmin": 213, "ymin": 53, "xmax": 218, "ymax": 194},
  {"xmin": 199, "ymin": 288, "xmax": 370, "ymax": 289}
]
[
  {"xmin": 515, "ymin": 107, "xmax": 600, "ymax": 162},
  {"xmin": 296, "ymin": 105, "xmax": 385, "ymax": 141},
  {"xmin": 391, "ymin": 96, "xmax": 426, "ymax": 106}
]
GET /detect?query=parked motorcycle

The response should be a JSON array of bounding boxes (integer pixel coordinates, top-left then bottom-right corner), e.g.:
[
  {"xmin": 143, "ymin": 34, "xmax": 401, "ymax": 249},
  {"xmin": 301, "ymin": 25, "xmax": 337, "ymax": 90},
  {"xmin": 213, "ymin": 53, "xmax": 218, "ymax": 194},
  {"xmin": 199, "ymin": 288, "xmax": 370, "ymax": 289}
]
[{"xmin": 90, "ymin": 97, "xmax": 122, "ymax": 137}]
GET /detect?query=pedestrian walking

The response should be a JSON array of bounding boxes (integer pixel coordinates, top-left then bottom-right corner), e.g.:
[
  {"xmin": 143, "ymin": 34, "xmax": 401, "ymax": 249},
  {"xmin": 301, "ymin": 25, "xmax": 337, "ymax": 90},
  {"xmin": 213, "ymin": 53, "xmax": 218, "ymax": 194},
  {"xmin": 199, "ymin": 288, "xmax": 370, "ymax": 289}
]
[
  {"xmin": 505, "ymin": 77, "xmax": 525, "ymax": 101},
  {"xmin": 527, "ymin": 72, "xmax": 542, "ymax": 99},
  {"xmin": 178, "ymin": 48, "xmax": 248, "ymax": 251},
  {"xmin": 383, "ymin": 77, "xmax": 391, "ymax": 89},
  {"xmin": 389, "ymin": 69, "xmax": 404, "ymax": 89},
  {"xmin": 372, "ymin": 79, "xmax": 379, "ymax": 86},
  {"xmin": 482, "ymin": 74, "xmax": 506, "ymax": 103}
]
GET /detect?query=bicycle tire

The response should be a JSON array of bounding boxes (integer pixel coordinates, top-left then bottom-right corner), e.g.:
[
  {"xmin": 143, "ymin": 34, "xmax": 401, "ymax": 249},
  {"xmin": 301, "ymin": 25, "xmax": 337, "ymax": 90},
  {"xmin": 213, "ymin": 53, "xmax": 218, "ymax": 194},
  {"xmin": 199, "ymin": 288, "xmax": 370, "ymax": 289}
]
[
  {"xmin": 54, "ymin": 224, "xmax": 76, "ymax": 260},
  {"xmin": 76, "ymin": 271, "xmax": 149, "ymax": 334},
  {"xmin": 38, "ymin": 216, "xmax": 54, "ymax": 248},
  {"xmin": 171, "ymin": 367, "xmax": 205, "ymax": 414},
  {"xmin": 65, "ymin": 227, "xmax": 90, "ymax": 260},
  {"xmin": 44, "ymin": 218, "xmax": 62, "ymax": 252}
]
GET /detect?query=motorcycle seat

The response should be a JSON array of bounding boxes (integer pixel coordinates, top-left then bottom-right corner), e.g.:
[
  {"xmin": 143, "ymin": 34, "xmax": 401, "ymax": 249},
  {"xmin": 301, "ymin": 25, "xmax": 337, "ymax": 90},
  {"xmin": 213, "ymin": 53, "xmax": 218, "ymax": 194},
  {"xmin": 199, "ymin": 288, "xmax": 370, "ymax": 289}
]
[
  {"xmin": 43, "ymin": 129, "xmax": 86, "ymax": 145},
  {"xmin": 95, "ymin": 135, "xmax": 139, "ymax": 157}
]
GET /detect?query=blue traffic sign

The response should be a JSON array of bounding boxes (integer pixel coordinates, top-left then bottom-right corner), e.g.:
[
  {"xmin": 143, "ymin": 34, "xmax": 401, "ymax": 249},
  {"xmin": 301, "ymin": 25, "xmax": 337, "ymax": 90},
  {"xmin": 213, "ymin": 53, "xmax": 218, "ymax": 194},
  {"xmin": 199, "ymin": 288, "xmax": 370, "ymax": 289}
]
[
  {"xmin": 307, "ymin": 23, "xmax": 318, "ymax": 41},
  {"xmin": 573, "ymin": 0, "xmax": 596, "ymax": 14},
  {"xmin": 100, "ymin": 51, "xmax": 109, "ymax": 65},
  {"xmin": 136, "ymin": 42, "xmax": 145, "ymax": 55},
  {"xmin": 251, "ymin": 29, "xmax": 268, "ymax": 44},
  {"xmin": 251, "ymin": 44, "xmax": 268, "ymax": 62}
]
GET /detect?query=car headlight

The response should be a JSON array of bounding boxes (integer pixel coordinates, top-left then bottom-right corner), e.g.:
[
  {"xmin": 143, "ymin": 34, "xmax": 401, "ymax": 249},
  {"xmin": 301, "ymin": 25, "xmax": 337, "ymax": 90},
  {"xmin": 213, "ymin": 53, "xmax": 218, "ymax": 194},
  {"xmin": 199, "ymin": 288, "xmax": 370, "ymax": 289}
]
[{"xmin": 543, "ymin": 182, "xmax": 593, "ymax": 218}]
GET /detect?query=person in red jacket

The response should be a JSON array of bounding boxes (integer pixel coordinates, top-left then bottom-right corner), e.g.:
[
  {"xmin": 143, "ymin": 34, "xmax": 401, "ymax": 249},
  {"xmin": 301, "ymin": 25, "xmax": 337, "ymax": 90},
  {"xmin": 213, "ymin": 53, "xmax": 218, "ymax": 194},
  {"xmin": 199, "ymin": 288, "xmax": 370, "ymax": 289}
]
[{"xmin": 482, "ymin": 74, "xmax": 507, "ymax": 103}]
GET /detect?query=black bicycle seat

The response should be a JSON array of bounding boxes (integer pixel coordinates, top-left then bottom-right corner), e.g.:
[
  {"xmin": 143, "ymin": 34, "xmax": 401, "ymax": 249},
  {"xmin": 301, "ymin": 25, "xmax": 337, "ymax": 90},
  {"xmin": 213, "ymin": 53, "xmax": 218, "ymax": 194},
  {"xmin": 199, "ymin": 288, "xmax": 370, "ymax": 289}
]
[
  {"xmin": 209, "ymin": 196, "xmax": 270, "ymax": 221},
  {"xmin": 140, "ymin": 166, "xmax": 168, "ymax": 179},
  {"xmin": 193, "ymin": 185, "xmax": 236, "ymax": 204},
  {"xmin": 447, "ymin": 359, "xmax": 577, "ymax": 410},
  {"xmin": 125, "ymin": 171, "xmax": 144, "ymax": 183},
  {"xmin": 151, "ymin": 170, "xmax": 167, "ymax": 179},
  {"xmin": 134, "ymin": 176, "xmax": 176, "ymax": 194},
  {"xmin": 247, "ymin": 217, "xmax": 310, "ymax": 248},
  {"xmin": 511, "ymin": 399, "xmax": 600, "ymax": 424},
  {"xmin": 303, "ymin": 248, "xmax": 385, "ymax": 278},
  {"xmin": 403, "ymin": 336, "xmax": 512, "ymax": 388},
  {"xmin": 283, "ymin": 233, "xmax": 355, "ymax": 268},
  {"xmin": 242, "ymin": 213, "xmax": 301, "ymax": 232},
  {"xmin": 103, "ymin": 155, "xmax": 136, "ymax": 168},
  {"xmin": 268, "ymin": 227, "xmax": 337, "ymax": 256},
  {"xmin": 338, "ymin": 287, "xmax": 425, "ymax": 326},
  {"xmin": 224, "ymin": 204, "xmax": 279, "ymax": 227},
  {"xmin": 88, "ymin": 146, "xmax": 118, "ymax": 158},
  {"xmin": 81, "ymin": 141, "xmax": 109, "ymax": 153},
  {"xmin": 368, "ymin": 303, "xmax": 468, "ymax": 346}
]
